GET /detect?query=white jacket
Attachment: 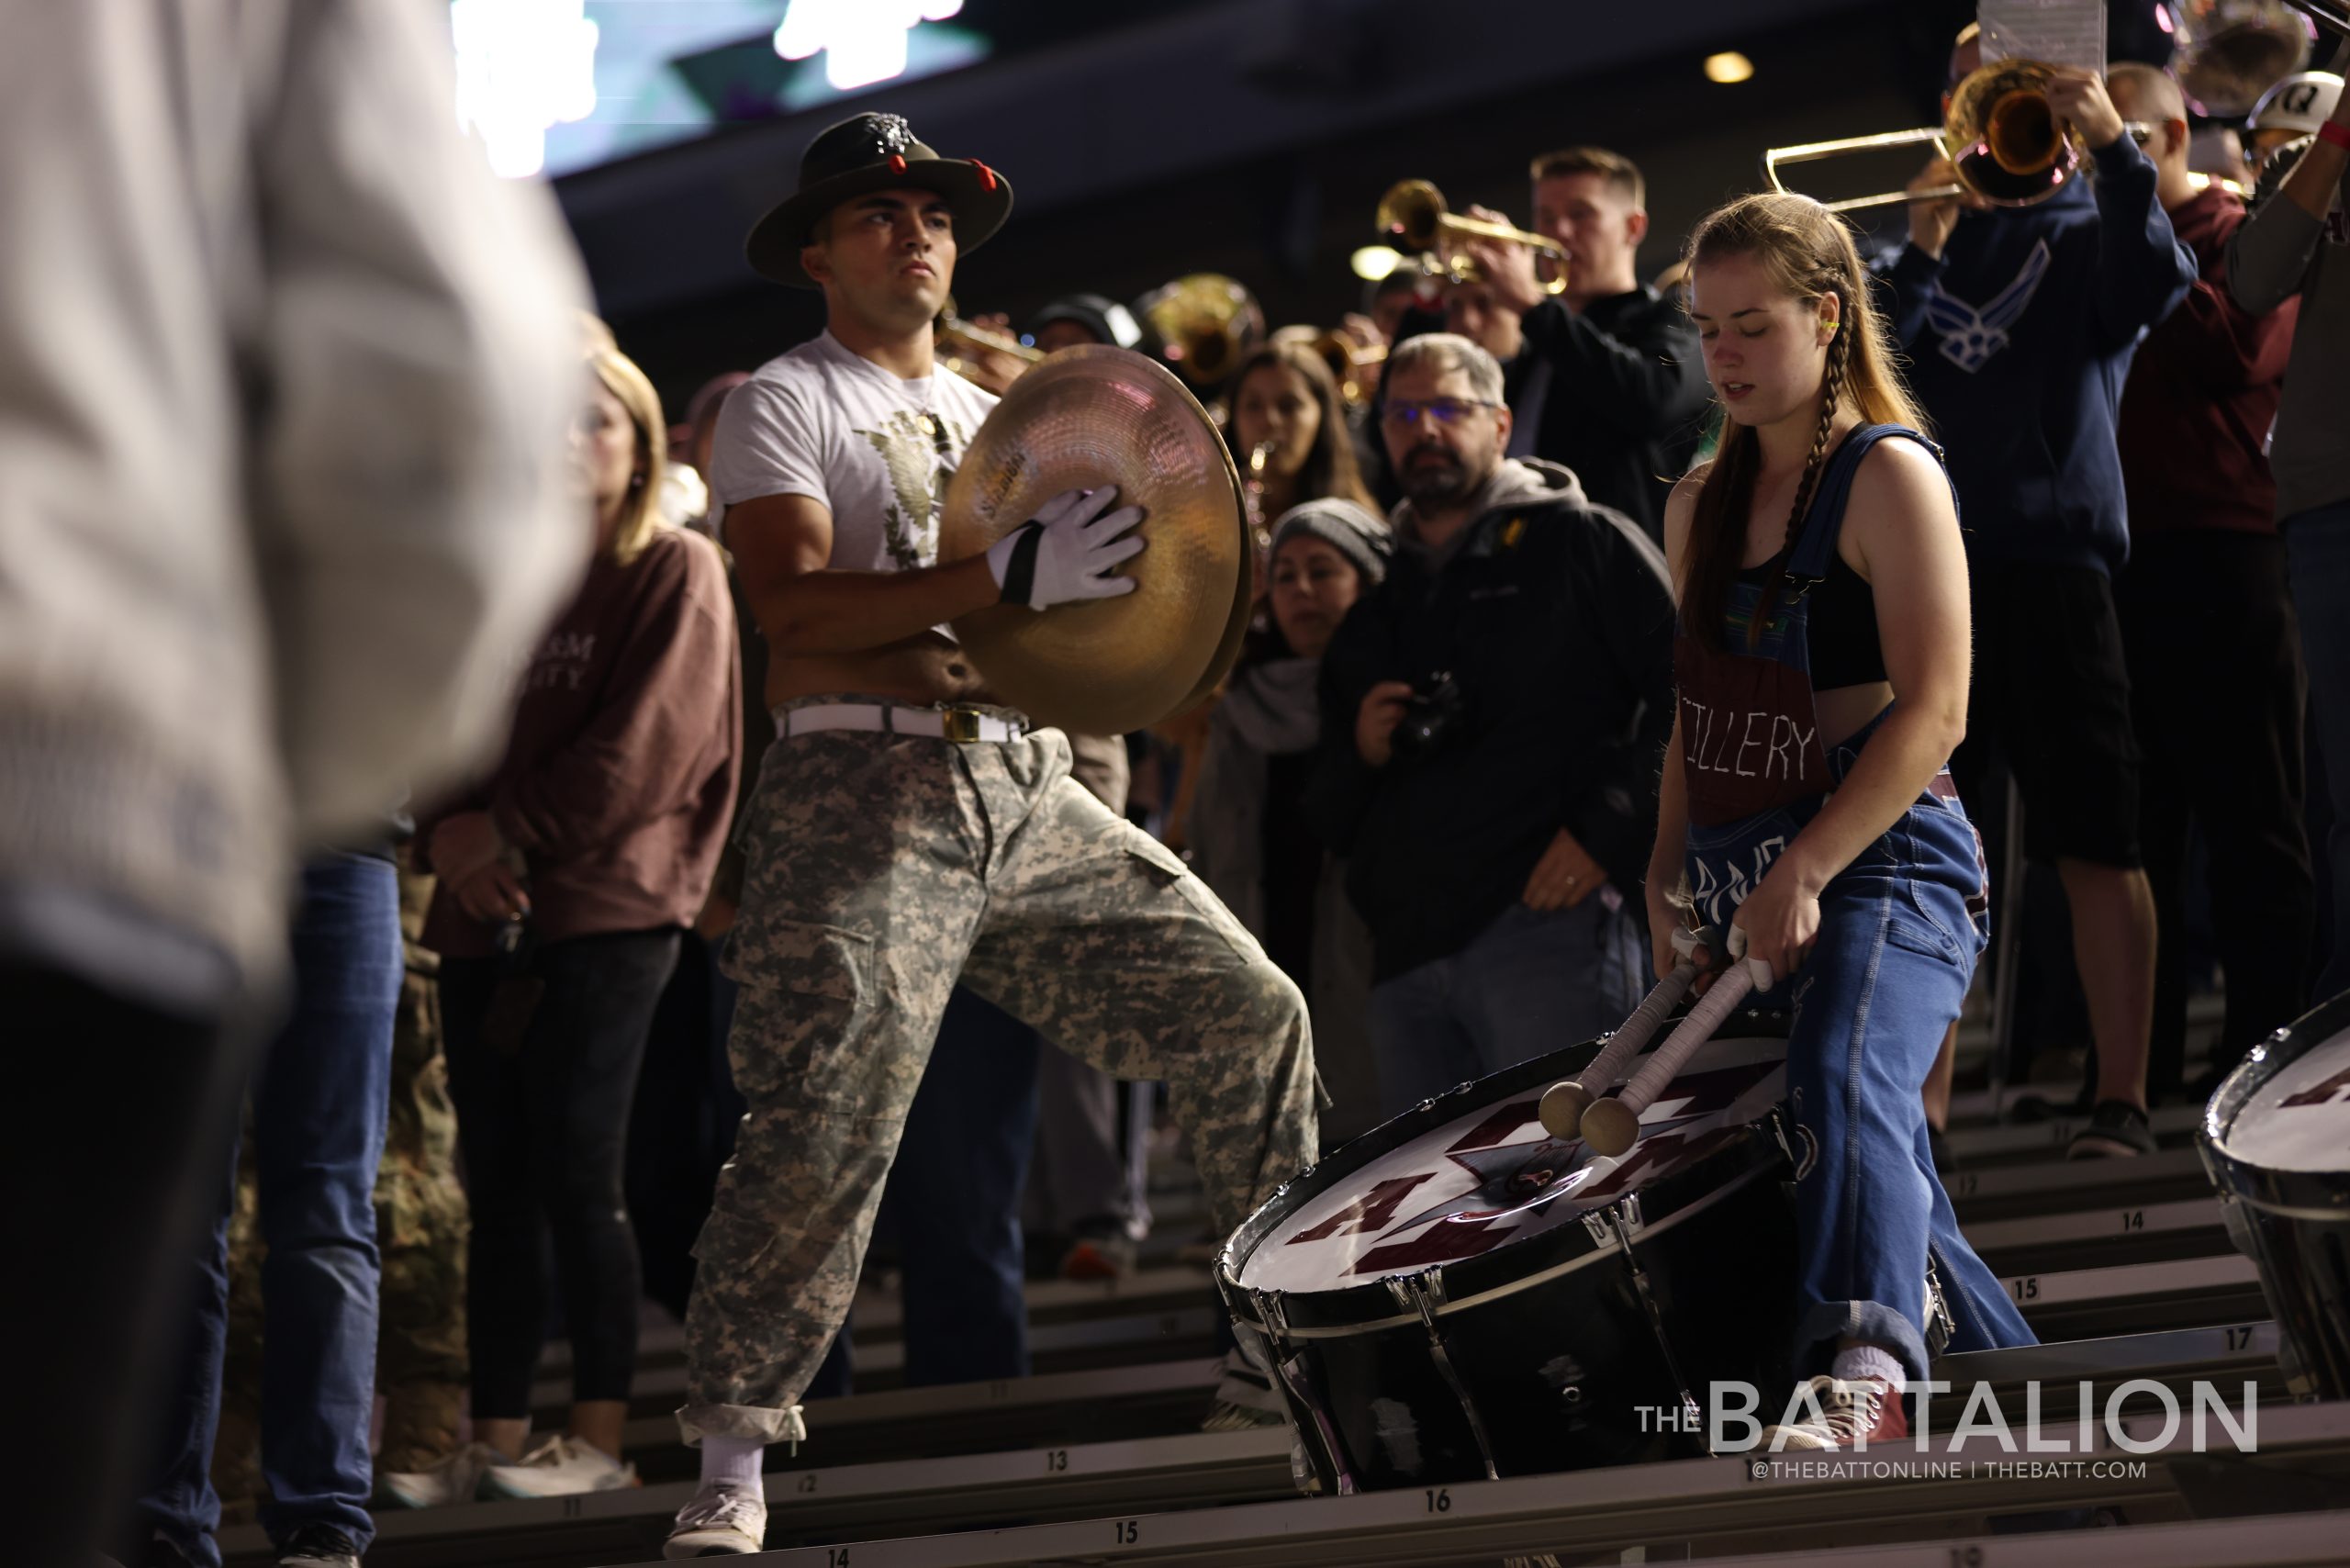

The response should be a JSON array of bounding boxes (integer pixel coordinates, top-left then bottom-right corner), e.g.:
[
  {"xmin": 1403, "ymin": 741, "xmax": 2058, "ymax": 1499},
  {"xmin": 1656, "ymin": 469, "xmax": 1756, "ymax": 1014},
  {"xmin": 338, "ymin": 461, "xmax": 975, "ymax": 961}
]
[{"xmin": 0, "ymin": 0, "xmax": 589, "ymax": 996}]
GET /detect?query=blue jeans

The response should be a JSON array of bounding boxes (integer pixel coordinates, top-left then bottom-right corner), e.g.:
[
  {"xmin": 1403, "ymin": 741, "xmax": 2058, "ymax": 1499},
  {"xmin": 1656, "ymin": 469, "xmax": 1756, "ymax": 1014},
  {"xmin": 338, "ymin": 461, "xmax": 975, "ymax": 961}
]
[
  {"xmin": 141, "ymin": 853, "xmax": 401, "ymax": 1563},
  {"xmin": 1366, "ymin": 896, "xmax": 1647, "ymax": 1118},
  {"xmin": 807, "ymin": 986, "xmax": 1041, "ymax": 1396},
  {"xmin": 1689, "ymin": 734, "xmax": 2035, "ymax": 1384},
  {"xmin": 1780, "ymin": 843, "xmax": 2036, "ymax": 1383},
  {"xmin": 2287, "ymin": 498, "xmax": 2350, "ymax": 1000}
]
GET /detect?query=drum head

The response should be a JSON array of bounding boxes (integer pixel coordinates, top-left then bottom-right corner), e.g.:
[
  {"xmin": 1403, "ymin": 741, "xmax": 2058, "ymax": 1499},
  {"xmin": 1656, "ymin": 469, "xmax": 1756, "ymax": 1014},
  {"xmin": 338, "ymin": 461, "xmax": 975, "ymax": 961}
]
[{"xmin": 1233, "ymin": 1031, "xmax": 1787, "ymax": 1297}]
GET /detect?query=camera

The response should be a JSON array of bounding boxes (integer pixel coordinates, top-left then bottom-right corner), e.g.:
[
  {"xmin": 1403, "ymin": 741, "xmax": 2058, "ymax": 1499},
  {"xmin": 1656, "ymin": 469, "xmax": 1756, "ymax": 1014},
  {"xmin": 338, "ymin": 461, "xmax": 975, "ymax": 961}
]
[{"xmin": 1391, "ymin": 671, "xmax": 1468, "ymax": 760}]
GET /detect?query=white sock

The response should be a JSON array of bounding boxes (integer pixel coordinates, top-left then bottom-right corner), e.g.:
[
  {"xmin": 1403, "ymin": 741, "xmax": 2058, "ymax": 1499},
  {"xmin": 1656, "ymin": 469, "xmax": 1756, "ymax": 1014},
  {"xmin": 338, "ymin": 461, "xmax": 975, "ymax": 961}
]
[
  {"xmin": 1831, "ymin": 1344, "xmax": 1907, "ymax": 1394},
  {"xmin": 699, "ymin": 1434, "xmax": 766, "ymax": 1496}
]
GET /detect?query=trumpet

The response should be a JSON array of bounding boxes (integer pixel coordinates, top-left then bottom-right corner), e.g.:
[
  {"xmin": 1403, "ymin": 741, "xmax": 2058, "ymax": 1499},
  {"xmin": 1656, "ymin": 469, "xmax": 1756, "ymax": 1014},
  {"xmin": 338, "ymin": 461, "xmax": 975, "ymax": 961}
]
[
  {"xmin": 1377, "ymin": 180, "xmax": 1570, "ymax": 296},
  {"xmin": 1764, "ymin": 59, "xmax": 2143, "ymax": 214},
  {"xmin": 1312, "ymin": 330, "xmax": 1386, "ymax": 407}
]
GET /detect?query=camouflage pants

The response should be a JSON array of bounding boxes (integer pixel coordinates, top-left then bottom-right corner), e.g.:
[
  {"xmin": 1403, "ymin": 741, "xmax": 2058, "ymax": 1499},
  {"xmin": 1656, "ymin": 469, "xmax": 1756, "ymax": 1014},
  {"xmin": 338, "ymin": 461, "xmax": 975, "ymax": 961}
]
[
  {"xmin": 212, "ymin": 860, "xmax": 470, "ymax": 1507},
  {"xmin": 678, "ymin": 706, "xmax": 1318, "ymax": 1444}
]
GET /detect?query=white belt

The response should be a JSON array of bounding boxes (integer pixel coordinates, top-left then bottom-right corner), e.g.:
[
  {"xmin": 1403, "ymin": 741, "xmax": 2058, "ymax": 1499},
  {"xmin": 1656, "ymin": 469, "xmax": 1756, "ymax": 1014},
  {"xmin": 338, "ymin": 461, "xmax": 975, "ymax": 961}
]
[{"xmin": 778, "ymin": 701, "xmax": 1026, "ymax": 744}]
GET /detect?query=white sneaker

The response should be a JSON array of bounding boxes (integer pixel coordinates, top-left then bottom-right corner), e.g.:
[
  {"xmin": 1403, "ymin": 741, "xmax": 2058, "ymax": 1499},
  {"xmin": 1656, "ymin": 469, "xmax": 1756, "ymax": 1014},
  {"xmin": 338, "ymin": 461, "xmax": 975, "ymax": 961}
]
[
  {"xmin": 1202, "ymin": 1346, "xmax": 1285, "ymax": 1432},
  {"xmin": 375, "ymin": 1442, "xmax": 496, "ymax": 1508},
  {"xmin": 479, "ymin": 1434, "xmax": 640, "ymax": 1498},
  {"xmin": 665, "ymin": 1483, "xmax": 767, "ymax": 1557}
]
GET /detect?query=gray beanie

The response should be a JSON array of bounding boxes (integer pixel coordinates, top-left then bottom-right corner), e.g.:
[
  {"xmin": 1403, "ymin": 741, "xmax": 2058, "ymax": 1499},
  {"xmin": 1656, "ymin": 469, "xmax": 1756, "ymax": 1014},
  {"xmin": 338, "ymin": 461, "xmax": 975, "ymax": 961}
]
[{"xmin": 1270, "ymin": 498, "xmax": 1391, "ymax": 587}]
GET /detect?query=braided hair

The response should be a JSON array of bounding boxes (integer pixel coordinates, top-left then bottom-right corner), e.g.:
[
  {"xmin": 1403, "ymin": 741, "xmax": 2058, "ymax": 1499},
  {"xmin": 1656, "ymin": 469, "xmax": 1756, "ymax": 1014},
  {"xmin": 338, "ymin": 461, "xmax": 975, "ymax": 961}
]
[{"xmin": 1676, "ymin": 194, "xmax": 1926, "ymax": 652}]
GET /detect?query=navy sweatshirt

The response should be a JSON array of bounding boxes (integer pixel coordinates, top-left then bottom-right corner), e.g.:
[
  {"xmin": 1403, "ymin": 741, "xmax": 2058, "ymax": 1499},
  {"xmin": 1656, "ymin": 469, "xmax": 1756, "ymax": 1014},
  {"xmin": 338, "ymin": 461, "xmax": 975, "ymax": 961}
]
[{"xmin": 1874, "ymin": 137, "xmax": 2194, "ymax": 576}]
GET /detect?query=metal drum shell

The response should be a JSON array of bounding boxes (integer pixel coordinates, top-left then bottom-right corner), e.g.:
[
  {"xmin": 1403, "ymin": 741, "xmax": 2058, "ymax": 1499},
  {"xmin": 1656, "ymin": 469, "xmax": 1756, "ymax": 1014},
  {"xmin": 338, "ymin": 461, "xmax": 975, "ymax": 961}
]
[
  {"xmin": 2199, "ymin": 987, "xmax": 2350, "ymax": 1401},
  {"xmin": 1221, "ymin": 1019, "xmax": 1801, "ymax": 1489},
  {"xmin": 938, "ymin": 346, "xmax": 1246, "ymax": 735}
]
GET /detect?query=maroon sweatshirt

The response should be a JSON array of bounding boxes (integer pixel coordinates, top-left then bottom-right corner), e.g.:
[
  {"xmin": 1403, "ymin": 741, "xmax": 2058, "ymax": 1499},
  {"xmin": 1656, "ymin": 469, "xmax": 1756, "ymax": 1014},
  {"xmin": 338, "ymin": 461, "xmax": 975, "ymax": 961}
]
[
  {"xmin": 422, "ymin": 526, "xmax": 740, "ymax": 958},
  {"xmin": 2117, "ymin": 184, "xmax": 2301, "ymax": 537}
]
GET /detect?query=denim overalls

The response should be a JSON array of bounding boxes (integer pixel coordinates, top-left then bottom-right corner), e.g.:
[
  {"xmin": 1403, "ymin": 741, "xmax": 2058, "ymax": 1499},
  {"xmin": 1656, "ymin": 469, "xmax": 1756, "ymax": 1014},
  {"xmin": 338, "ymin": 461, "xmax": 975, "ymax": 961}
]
[{"xmin": 1676, "ymin": 424, "xmax": 2035, "ymax": 1383}]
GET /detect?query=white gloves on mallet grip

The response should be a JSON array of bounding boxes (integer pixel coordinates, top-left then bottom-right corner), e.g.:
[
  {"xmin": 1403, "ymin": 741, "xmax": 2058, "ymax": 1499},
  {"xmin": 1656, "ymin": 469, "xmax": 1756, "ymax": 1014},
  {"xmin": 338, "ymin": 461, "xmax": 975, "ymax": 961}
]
[{"xmin": 985, "ymin": 487, "xmax": 1146, "ymax": 610}]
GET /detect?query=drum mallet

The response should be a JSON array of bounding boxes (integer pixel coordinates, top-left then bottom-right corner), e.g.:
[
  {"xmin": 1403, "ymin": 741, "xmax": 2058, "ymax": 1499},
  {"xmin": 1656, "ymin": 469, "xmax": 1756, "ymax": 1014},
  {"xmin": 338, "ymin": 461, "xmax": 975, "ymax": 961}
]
[
  {"xmin": 1579, "ymin": 929, "xmax": 1775, "ymax": 1158},
  {"xmin": 1537, "ymin": 925, "xmax": 1712, "ymax": 1141}
]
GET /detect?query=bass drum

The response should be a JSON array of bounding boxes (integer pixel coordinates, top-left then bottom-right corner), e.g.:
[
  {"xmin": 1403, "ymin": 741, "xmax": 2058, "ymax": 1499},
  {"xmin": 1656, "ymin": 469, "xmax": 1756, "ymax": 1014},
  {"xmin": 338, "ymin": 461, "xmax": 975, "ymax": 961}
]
[
  {"xmin": 1219, "ymin": 1018, "xmax": 1800, "ymax": 1493},
  {"xmin": 2200, "ymin": 987, "xmax": 2350, "ymax": 1401}
]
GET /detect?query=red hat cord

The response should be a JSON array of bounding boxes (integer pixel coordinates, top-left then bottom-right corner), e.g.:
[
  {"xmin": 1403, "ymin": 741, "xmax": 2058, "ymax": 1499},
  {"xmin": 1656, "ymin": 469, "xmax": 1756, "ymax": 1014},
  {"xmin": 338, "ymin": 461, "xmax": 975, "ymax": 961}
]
[
  {"xmin": 888, "ymin": 154, "xmax": 908, "ymax": 174},
  {"xmin": 972, "ymin": 160, "xmax": 999, "ymax": 191}
]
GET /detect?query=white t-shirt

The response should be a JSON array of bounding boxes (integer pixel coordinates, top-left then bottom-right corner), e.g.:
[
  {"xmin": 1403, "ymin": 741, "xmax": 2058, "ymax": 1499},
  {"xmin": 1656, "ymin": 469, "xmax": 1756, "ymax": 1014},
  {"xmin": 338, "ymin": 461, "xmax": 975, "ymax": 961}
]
[{"xmin": 709, "ymin": 330, "xmax": 998, "ymax": 577}]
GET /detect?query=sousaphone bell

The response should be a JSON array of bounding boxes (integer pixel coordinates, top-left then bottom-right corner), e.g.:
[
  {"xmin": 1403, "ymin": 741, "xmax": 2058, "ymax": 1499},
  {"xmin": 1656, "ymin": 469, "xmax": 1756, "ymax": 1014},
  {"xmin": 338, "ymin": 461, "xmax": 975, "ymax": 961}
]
[{"xmin": 937, "ymin": 347, "xmax": 1251, "ymax": 735}]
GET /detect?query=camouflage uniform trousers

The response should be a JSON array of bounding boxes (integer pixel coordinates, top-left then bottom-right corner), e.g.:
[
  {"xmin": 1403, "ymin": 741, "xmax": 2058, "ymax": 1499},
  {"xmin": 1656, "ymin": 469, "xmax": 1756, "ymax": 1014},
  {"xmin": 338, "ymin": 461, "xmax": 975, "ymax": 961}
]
[
  {"xmin": 212, "ymin": 860, "xmax": 470, "ymax": 1512},
  {"xmin": 372, "ymin": 883, "xmax": 471, "ymax": 1474},
  {"xmin": 678, "ymin": 704, "xmax": 1319, "ymax": 1445}
]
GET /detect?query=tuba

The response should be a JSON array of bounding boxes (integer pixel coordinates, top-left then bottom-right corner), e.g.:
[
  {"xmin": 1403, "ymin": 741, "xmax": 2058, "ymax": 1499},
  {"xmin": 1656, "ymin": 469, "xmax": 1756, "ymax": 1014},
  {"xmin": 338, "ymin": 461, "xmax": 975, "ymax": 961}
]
[
  {"xmin": 1764, "ymin": 59, "xmax": 2129, "ymax": 214},
  {"xmin": 1136, "ymin": 274, "xmax": 1261, "ymax": 391},
  {"xmin": 2173, "ymin": 0, "xmax": 2349, "ymax": 117}
]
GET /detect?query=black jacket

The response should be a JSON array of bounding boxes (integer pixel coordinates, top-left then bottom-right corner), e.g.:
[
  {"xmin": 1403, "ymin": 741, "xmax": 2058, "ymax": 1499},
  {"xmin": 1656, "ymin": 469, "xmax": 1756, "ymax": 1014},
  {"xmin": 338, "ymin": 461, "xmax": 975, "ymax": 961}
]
[
  {"xmin": 1509, "ymin": 287, "xmax": 1710, "ymax": 543},
  {"xmin": 1308, "ymin": 459, "xmax": 1676, "ymax": 981}
]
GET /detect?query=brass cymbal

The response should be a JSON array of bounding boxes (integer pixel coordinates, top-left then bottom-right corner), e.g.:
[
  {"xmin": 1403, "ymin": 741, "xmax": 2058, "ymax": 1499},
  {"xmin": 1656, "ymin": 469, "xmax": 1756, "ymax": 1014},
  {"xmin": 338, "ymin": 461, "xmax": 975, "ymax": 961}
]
[
  {"xmin": 1167, "ymin": 466, "xmax": 1254, "ymax": 720},
  {"xmin": 940, "ymin": 346, "xmax": 1245, "ymax": 734}
]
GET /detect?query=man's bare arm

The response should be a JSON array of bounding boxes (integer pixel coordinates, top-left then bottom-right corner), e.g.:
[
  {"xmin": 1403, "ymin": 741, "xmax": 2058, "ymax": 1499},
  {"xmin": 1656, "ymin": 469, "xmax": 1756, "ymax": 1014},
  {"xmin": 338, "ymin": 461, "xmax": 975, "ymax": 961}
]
[{"xmin": 728, "ymin": 492, "xmax": 1001, "ymax": 655}]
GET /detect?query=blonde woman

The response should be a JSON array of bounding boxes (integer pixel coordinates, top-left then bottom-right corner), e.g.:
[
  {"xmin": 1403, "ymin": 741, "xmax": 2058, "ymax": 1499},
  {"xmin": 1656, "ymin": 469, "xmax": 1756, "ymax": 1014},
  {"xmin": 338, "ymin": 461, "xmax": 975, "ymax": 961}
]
[{"xmin": 419, "ymin": 342, "xmax": 740, "ymax": 1497}]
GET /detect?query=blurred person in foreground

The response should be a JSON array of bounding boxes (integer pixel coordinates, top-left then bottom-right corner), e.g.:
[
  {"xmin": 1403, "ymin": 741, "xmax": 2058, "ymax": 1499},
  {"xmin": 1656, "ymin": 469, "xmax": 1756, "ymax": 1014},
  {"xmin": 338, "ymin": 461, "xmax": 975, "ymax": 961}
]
[
  {"xmin": 1310, "ymin": 333, "xmax": 1675, "ymax": 1118},
  {"xmin": 0, "ymin": 4, "xmax": 584, "ymax": 1564},
  {"xmin": 417, "ymin": 340, "xmax": 741, "ymax": 1499},
  {"xmin": 2232, "ymin": 71, "xmax": 2350, "ymax": 1001},
  {"xmin": 2106, "ymin": 63, "xmax": 2312, "ymax": 1100}
]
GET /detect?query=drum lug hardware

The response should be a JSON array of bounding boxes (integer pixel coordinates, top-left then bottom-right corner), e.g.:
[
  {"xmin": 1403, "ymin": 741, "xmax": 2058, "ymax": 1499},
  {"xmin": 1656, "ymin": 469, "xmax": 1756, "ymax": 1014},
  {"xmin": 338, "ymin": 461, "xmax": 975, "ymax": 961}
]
[
  {"xmin": 1582, "ymin": 1212, "xmax": 1614, "ymax": 1249},
  {"xmin": 1921, "ymin": 1252, "xmax": 1955, "ymax": 1359},
  {"xmin": 1618, "ymin": 1192, "xmax": 1647, "ymax": 1238},
  {"xmin": 1617, "ymin": 1226, "xmax": 1707, "ymax": 1454},
  {"xmin": 1387, "ymin": 1272, "xmax": 1502, "ymax": 1482}
]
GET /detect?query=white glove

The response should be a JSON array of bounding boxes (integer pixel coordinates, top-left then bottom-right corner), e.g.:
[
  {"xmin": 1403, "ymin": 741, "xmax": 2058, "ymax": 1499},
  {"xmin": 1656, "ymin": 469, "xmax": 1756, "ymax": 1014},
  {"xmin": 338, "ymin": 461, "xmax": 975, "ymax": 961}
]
[{"xmin": 985, "ymin": 487, "xmax": 1146, "ymax": 610}]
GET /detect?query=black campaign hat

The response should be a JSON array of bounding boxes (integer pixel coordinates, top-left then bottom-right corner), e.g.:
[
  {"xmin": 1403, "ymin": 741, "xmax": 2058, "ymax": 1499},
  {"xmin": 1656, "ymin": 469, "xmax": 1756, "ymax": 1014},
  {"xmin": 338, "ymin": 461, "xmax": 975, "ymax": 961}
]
[{"xmin": 746, "ymin": 112, "xmax": 1013, "ymax": 289}]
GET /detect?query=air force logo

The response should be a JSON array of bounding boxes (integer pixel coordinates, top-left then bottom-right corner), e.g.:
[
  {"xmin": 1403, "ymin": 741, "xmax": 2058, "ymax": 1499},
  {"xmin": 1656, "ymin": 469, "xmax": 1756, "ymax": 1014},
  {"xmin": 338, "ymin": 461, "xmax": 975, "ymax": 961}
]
[{"xmin": 1926, "ymin": 240, "xmax": 2053, "ymax": 373}]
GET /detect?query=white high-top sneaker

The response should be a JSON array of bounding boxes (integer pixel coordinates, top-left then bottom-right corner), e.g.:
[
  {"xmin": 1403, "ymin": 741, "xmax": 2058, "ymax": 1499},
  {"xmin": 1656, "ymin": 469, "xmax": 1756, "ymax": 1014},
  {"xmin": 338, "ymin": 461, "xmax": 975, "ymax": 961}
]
[
  {"xmin": 479, "ymin": 1434, "xmax": 640, "ymax": 1497},
  {"xmin": 665, "ymin": 1483, "xmax": 768, "ymax": 1557},
  {"xmin": 375, "ymin": 1441, "xmax": 496, "ymax": 1508},
  {"xmin": 1203, "ymin": 1320, "xmax": 1288, "ymax": 1433}
]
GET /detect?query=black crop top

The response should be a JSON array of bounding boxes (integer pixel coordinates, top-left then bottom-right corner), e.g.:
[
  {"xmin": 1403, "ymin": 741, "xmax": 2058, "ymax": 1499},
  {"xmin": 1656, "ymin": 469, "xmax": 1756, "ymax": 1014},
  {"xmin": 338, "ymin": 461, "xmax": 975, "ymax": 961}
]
[{"xmin": 1738, "ymin": 550, "xmax": 1886, "ymax": 689}]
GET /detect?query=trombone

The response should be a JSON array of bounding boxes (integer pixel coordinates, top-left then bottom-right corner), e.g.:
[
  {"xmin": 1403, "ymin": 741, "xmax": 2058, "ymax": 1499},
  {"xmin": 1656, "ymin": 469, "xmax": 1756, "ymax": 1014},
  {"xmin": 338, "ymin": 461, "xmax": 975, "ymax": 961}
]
[
  {"xmin": 936, "ymin": 310, "xmax": 1043, "ymax": 370},
  {"xmin": 1764, "ymin": 59, "xmax": 2141, "ymax": 214},
  {"xmin": 1377, "ymin": 180, "xmax": 1570, "ymax": 295}
]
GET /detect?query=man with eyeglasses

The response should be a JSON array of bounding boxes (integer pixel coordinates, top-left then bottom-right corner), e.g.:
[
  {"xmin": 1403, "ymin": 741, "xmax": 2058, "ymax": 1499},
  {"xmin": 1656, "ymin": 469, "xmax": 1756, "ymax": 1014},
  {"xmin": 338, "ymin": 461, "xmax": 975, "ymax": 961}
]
[{"xmin": 1308, "ymin": 332, "xmax": 1676, "ymax": 1117}]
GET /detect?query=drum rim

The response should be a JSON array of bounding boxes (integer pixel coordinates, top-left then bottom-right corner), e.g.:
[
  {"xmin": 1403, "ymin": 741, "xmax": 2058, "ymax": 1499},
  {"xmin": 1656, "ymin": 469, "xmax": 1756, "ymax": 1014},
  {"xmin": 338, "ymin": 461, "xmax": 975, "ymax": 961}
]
[
  {"xmin": 1220, "ymin": 1016, "xmax": 1792, "ymax": 1327},
  {"xmin": 2198, "ymin": 987, "xmax": 2350, "ymax": 1214},
  {"xmin": 1237, "ymin": 1152, "xmax": 1785, "ymax": 1339}
]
